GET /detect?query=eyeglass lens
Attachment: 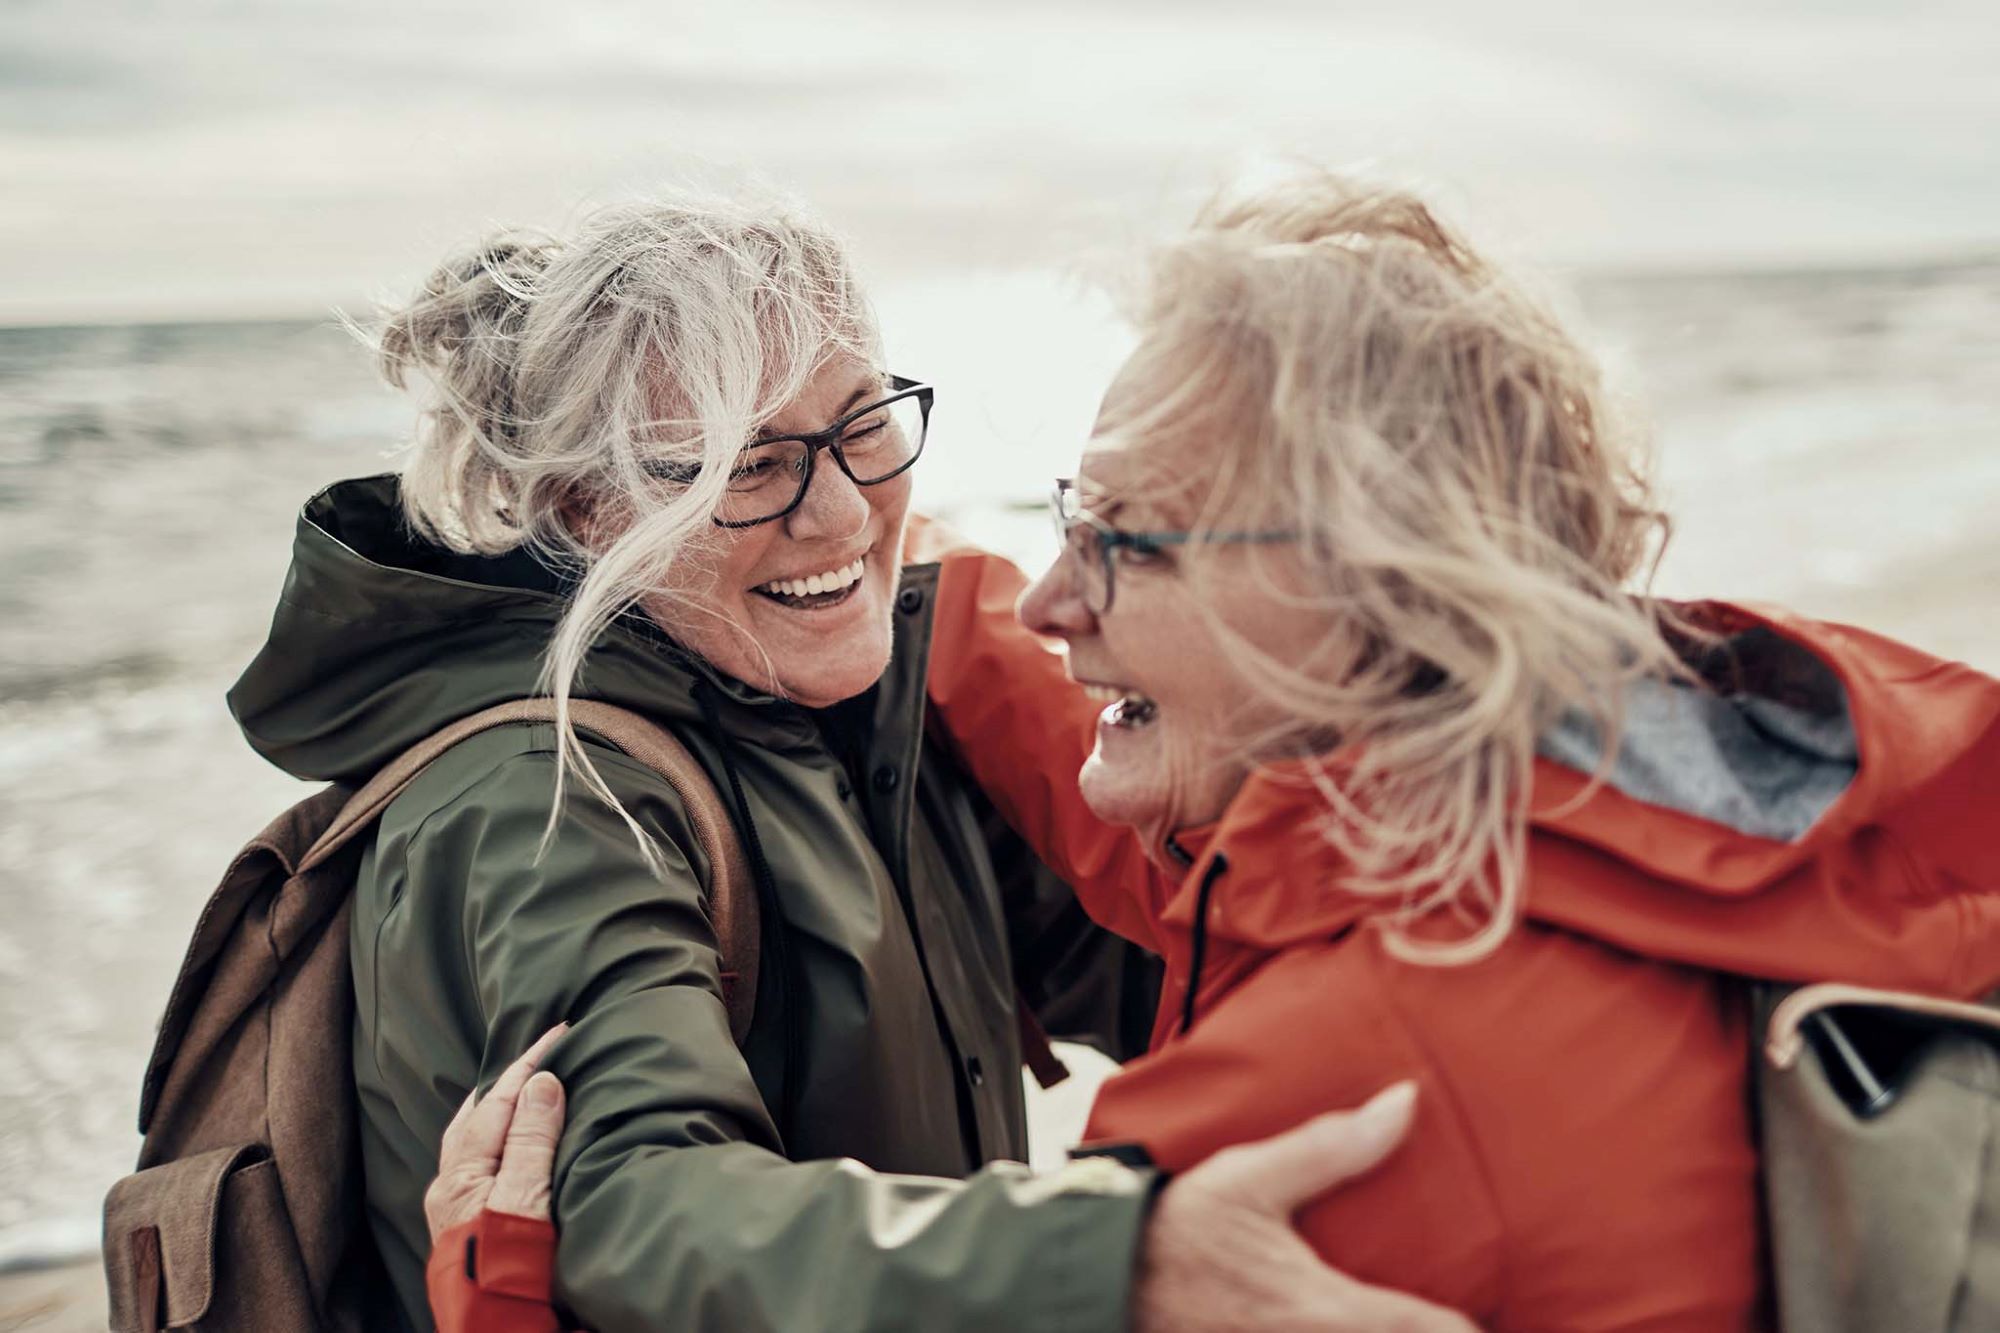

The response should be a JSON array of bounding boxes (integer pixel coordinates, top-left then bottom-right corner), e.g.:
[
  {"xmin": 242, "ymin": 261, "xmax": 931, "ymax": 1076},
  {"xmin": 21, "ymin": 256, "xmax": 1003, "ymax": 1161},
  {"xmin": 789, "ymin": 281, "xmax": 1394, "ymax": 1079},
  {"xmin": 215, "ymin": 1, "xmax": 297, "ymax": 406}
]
[
  {"xmin": 717, "ymin": 392, "xmax": 927, "ymax": 525},
  {"xmin": 1050, "ymin": 497, "xmax": 1113, "ymax": 613}
]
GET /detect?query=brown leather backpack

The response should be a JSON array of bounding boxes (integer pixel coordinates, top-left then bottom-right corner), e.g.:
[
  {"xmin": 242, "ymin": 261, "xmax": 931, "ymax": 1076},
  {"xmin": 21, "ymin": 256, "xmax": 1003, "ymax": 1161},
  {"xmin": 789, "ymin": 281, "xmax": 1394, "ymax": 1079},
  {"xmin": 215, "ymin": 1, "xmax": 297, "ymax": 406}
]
[{"xmin": 101, "ymin": 700, "xmax": 755, "ymax": 1332}]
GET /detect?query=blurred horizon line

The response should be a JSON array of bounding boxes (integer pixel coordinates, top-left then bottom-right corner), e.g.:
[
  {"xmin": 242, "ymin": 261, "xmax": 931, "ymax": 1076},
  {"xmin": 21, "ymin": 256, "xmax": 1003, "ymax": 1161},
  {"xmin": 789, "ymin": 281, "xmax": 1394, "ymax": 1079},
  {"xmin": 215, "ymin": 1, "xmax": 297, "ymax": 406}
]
[{"xmin": 6, "ymin": 244, "xmax": 1998, "ymax": 336}]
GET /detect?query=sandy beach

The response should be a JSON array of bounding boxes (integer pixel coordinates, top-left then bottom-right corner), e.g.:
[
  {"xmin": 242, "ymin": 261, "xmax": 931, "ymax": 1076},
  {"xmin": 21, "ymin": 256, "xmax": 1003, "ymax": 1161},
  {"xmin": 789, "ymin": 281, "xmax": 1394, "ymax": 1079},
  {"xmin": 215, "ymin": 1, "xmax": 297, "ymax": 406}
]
[{"xmin": 0, "ymin": 1260, "xmax": 104, "ymax": 1333}]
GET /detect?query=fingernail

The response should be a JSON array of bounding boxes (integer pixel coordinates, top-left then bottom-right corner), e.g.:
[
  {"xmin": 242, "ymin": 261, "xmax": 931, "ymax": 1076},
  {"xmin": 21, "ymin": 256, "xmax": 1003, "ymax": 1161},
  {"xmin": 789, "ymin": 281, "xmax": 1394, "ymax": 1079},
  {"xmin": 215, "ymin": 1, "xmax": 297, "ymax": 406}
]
[
  {"xmin": 1352, "ymin": 1079, "xmax": 1417, "ymax": 1146},
  {"xmin": 522, "ymin": 1071, "xmax": 561, "ymax": 1112}
]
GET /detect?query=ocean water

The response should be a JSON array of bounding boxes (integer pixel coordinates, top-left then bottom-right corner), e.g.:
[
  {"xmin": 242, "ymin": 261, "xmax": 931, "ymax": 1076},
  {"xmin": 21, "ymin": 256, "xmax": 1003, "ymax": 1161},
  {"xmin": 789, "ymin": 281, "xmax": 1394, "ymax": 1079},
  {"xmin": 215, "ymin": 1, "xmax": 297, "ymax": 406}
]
[{"xmin": 2, "ymin": 258, "xmax": 1998, "ymax": 1267}]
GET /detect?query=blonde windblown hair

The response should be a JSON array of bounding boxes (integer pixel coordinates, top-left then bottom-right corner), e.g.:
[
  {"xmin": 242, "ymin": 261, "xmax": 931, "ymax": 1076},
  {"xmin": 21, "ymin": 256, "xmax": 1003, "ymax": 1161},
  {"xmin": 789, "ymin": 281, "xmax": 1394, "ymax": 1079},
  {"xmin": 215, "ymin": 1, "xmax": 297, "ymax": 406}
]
[
  {"xmin": 1105, "ymin": 171, "xmax": 1682, "ymax": 964},
  {"xmin": 366, "ymin": 186, "xmax": 879, "ymax": 860}
]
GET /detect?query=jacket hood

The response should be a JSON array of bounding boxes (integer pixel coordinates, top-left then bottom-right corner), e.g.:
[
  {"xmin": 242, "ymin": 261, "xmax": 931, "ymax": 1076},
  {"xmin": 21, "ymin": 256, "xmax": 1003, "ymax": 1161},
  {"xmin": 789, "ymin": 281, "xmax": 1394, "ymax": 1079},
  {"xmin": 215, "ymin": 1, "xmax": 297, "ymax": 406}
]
[
  {"xmin": 1162, "ymin": 601, "xmax": 2000, "ymax": 998},
  {"xmin": 229, "ymin": 474, "xmax": 812, "ymax": 784}
]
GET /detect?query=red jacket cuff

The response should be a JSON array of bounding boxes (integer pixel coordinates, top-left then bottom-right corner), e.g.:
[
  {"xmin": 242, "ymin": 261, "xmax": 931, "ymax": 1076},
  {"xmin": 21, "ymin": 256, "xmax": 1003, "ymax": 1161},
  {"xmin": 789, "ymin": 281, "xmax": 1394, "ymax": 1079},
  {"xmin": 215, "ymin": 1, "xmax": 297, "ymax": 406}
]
[{"xmin": 426, "ymin": 1210, "xmax": 564, "ymax": 1333}]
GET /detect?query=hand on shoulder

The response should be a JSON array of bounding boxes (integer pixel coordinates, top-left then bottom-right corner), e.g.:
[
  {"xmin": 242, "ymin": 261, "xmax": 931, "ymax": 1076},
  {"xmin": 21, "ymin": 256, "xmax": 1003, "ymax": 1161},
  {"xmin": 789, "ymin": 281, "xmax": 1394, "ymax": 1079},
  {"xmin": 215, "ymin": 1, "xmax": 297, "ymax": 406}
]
[{"xmin": 426, "ymin": 1024, "xmax": 570, "ymax": 1241}]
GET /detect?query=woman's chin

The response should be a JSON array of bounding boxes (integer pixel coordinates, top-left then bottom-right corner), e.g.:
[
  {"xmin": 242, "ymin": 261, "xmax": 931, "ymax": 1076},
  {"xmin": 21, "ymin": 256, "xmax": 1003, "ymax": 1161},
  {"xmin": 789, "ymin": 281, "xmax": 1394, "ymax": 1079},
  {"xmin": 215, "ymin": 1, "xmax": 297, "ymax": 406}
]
[
  {"xmin": 1080, "ymin": 735, "xmax": 1253, "ymax": 845},
  {"xmin": 775, "ymin": 641, "xmax": 892, "ymax": 708},
  {"xmin": 1077, "ymin": 751, "xmax": 1167, "ymax": 834},
  {"xmin": 674, "ymin": 591, "xmax": 893, "ymax": 707}
]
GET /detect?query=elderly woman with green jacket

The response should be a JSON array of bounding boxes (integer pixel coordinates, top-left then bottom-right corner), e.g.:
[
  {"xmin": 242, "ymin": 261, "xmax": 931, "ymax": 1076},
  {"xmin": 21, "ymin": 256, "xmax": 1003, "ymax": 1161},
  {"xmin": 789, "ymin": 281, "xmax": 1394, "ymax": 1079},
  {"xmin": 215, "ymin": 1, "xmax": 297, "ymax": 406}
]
[{"xmin": 229, "ymin": 191, "xmax": 1443, "ymax": 1332}]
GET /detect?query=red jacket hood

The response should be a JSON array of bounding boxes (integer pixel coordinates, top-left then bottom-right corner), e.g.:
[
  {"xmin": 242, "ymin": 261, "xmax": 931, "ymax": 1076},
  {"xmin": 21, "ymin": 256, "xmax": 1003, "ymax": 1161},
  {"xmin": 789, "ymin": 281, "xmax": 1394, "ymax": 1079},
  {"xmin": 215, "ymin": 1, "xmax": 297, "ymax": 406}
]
[{"xmin": 1159, "ymin": 602, "xmax": 2000, "ymax": 998}]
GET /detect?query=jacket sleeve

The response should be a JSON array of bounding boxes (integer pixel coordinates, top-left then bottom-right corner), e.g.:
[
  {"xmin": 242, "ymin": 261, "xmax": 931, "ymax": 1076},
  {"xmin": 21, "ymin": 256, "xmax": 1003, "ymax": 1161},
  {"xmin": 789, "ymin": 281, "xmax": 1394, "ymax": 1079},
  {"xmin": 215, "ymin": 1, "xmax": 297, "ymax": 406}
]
[
  {"xmin": 428, "ymin": 1212, "xmax": 570, "ymax": 1333},
  {"xmin": 409, "ymin": 747, "xmax": 1153, "ymax": 1333},
  {"xmin": 920, "ymin": 535, "xmax": 1173, "ymax": 955}
]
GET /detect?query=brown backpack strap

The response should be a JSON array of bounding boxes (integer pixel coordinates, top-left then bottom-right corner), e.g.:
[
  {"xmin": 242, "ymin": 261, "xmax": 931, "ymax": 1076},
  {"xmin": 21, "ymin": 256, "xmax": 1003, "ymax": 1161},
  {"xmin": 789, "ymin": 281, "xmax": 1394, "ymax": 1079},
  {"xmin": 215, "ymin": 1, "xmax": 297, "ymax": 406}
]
[
  {"xmin": 300, "ymin": 698, "xmax": 758, "ymax": 1042},
  {"xmin": 1016, "ymin": 996, "xmax": 1070, "ymax": 1089},
  {"xmin": 561, "ymin": 699, "xmax": 759, "ymax": 1045}
]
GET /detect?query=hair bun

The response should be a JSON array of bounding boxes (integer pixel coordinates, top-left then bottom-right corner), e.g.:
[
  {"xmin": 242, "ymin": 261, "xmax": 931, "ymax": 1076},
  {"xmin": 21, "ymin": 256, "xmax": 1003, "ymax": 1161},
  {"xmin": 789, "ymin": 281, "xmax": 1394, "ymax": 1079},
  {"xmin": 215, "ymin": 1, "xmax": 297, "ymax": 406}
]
[{"xmin": 376, "ymin": 232, "xmax": 559, "ymax": 400}]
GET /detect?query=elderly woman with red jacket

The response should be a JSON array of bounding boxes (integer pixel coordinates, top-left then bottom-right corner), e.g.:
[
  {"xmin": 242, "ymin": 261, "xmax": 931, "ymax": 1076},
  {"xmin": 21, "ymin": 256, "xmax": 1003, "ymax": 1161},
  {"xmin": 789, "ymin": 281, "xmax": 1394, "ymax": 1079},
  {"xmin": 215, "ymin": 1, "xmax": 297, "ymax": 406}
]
[{"xmin": 430, "ymin": 173, "xmax": 2000, "ymax": 1330}]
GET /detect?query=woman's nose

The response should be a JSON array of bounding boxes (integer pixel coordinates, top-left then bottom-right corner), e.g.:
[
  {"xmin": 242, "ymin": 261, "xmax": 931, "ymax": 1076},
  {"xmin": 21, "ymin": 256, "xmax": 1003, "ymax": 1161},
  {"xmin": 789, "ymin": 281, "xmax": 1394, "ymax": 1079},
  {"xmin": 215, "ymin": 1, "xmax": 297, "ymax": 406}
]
[
  {"xmin": 785, "ymin": 449, "xmax": 871, "ymax": 541},
  {"xmin": 1017, "ymin": 552, "xmax": 1095, "ymax": 639}
]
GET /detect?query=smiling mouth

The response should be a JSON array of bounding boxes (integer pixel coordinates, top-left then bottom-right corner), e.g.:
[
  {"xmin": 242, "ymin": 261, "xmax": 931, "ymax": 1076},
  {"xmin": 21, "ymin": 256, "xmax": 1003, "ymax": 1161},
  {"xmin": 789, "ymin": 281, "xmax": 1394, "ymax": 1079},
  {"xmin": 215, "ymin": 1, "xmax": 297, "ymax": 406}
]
[
  {"xmin": 753, "ymin": 558, "xmax": 866, "ymax": 611},
  {"xmin": 1081, "ymin": 682, "xmax": 1159, "ymax": 729}
]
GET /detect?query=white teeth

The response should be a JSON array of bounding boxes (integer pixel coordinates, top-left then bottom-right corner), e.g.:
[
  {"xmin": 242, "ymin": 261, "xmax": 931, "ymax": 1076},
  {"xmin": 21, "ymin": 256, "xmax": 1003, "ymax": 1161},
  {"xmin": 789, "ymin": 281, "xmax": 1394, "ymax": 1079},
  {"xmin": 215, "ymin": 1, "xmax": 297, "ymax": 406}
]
[
  {"xmin": 1111, "ymin": 692, "xmax": 1159, "ymax": 728},
  {"xmin": 759, "ymin": 559, "xmax": 865, "ymax": 600},
  {"xmin": 1080, "ymin": 684, "xmax": 1156, "ymax": 720}
]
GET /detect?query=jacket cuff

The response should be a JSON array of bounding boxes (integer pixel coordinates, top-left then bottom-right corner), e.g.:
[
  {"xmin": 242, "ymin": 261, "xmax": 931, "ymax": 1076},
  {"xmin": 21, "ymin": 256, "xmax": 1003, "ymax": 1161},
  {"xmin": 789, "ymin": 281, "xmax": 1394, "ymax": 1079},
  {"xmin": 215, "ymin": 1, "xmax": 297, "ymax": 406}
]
[
  {"xmin": 427, "ymin": 1211, "xmax": 564, "ymax": 1333},
  {"xmin": 427, "ymin": 1218, "xmax": 478, "ymax": 1291},
  {"xmin": 1018, "ymin": 1160, "xmax": 1158, "ymax": 1333},
  {"xmin": 471, "ymin": 1210, "xmax": 561, "ymax": 1299}
]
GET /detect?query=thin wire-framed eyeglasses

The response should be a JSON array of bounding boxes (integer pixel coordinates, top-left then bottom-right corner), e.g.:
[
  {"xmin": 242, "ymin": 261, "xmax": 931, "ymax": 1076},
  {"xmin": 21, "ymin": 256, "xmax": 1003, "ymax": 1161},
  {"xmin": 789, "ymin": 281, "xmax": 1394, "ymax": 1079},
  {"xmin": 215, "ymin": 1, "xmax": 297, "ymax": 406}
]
[
  {"xmin": 643, "ymin": 375, "xmax": 933, "ymax": 528},
  {"xmin": 1049, "ymin": 477, "xmax": 1299, "ymax": 614}
]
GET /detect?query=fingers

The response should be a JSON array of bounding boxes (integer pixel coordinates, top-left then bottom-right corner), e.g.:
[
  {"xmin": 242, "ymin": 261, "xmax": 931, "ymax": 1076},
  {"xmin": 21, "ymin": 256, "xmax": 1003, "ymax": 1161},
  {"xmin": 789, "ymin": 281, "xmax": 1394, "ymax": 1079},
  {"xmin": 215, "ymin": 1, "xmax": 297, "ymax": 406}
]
[
  {"xmin": 1192, "ymin": 1080, "xmax": 1418, "ymax": 1216},
  {"xmin": 484, "ymin": 1071, "xmax": 567, "ymax": 1220},
  {"xmin": 487, "ymin": 1022, "xmax": 571, "ymax": 1107},
  {"xmin": 437, "ymin": 1023, "xmax": 570, "ymax": 1175}
]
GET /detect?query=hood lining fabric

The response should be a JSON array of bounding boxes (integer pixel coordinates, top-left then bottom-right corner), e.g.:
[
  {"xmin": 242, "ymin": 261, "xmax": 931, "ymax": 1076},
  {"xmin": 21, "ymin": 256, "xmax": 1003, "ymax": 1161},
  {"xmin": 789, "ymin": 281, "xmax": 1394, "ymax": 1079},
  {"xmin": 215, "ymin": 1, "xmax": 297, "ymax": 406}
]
[{"xmin": 1538, "ymin": 629, "xmax": 1859, "ymax": 844}]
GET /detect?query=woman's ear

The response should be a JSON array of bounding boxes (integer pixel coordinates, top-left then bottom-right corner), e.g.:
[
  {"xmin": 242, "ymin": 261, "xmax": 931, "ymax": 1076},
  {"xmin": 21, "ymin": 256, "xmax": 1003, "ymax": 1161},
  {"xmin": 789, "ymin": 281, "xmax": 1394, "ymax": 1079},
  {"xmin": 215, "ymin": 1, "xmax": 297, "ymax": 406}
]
[
  {"xmin": 558, "ymin": 486, "xmax": 620, "ymax": 556},
  {"xmin": 558, "ymin": 495, "xmax": 592, "ymax": 549}
]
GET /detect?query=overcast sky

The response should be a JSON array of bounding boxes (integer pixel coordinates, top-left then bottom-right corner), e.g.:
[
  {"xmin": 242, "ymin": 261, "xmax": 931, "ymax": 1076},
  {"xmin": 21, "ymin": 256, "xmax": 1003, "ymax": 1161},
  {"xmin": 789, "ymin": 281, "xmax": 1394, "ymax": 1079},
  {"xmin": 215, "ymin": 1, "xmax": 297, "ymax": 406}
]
[{"xmin": 3, "ymin": 0, "xmax": 1996, "ymax": 324}]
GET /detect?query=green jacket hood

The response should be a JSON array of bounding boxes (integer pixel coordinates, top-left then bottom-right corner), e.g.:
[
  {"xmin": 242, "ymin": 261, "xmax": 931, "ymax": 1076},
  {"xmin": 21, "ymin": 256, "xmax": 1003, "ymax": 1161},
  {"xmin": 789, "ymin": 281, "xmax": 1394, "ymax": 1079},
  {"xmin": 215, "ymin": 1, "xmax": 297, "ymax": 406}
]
[{"xmin": 229, "ymin": 473, "xmax": 801, "ymax": 784}]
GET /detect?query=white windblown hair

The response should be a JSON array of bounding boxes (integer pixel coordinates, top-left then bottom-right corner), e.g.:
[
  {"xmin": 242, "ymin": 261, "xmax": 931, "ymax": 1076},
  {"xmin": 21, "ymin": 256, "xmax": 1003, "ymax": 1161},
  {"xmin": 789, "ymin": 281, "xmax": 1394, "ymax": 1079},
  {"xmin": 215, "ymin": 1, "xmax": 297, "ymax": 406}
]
[
  {"xmin": 1105, "ymin": 171, "xmax": 1685, "ymax": 963},
  {"xmin": 366, "ymin": 184, "xmax": 880, "ymax": 861}
]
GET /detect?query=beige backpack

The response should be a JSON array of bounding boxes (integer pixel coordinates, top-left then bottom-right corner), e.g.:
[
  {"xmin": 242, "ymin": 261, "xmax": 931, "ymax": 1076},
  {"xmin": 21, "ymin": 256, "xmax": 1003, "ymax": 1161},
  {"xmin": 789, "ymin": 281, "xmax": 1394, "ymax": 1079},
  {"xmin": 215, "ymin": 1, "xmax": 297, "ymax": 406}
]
[
  {"xmin": 101, "ymin": 700, "xmax": 755, "ymax": 1332},
  {"xmin": 1756, "ymin": 980, "xmax": 2000, "ymax": 1331}
]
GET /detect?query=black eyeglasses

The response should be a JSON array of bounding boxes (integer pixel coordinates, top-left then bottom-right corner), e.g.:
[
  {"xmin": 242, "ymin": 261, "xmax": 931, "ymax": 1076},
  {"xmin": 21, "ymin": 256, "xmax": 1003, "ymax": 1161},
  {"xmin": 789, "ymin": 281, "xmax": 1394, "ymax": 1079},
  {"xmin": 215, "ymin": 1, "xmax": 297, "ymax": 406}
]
[
  {"xmin": 1049, "ymin": 477, "xmax": 1299, "ymax": 614},
  {"xmin": 643, "ymin": 375, "xmax": 932, "ymax": 528}
]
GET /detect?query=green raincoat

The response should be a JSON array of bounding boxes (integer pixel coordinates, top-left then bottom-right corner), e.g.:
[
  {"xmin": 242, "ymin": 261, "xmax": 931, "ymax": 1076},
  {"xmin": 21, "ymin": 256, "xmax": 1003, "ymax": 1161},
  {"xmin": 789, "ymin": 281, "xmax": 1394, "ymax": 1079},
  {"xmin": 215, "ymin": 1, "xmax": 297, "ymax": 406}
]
[{"xmin": 228, "ymin": 475, "xmax": 1161, "ymax": 1332}]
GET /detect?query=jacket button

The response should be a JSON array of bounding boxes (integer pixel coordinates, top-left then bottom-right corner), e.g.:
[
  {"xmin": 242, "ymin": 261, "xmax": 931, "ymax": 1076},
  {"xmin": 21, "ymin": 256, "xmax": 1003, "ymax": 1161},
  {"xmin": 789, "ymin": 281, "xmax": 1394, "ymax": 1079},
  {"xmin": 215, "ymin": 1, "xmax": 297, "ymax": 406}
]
[
  {"xmin": 835, "ymin": 777, "xmax": 852, "ymax": 800},
  {"xmin": 896, "ymin": 586, "xmax": 925, "ymax": 614},
  {"xmin": 871, "ymin": 765, "xmax": 899, "ymax": 794},
  {"xmin": 966, "ymin": 1057, "xmax": 985, "ymax": 1087}
]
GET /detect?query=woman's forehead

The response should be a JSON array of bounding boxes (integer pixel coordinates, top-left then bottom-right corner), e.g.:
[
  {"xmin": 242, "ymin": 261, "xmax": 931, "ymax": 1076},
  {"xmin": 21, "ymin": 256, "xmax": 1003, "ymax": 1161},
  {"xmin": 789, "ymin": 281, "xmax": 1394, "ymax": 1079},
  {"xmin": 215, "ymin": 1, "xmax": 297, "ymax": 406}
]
[
  {"xmin": 1076, "ymin": 443, "xmax": 1146, "ymax": 495},
  {"xmin": 759, "ymin": 359, "xmax": 881, "ymax": 437},
  {"xmin": 1086, "ymin": 344, "xmax": 1229, "ymax": 488},
  {"xmin": 1076, "ymin": 443, "xmax": 1193, "ymax": 523}
]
